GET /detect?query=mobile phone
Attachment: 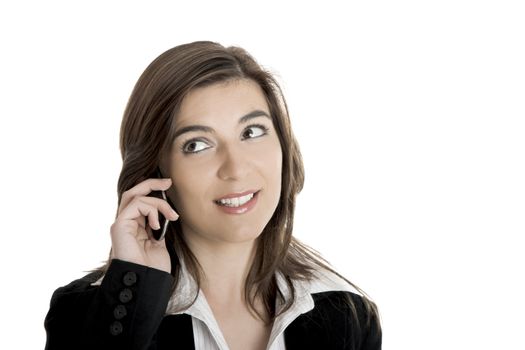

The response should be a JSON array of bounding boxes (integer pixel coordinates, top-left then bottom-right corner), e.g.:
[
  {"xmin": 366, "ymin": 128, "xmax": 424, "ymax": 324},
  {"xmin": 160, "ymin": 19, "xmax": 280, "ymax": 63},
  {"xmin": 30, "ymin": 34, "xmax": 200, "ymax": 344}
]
[{"xmin": 147, "ymin": 168, "xmax": 170, "ymax": 241}]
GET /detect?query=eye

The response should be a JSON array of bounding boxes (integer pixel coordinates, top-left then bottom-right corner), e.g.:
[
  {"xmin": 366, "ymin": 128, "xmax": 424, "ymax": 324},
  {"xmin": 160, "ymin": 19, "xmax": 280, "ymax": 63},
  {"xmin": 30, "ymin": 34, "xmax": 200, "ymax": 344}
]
[
  {"xmin": 242, "ymin": 124, "xmax": 269, "ymax": 140},
  {"xmin": 181, "ymin": 139, "xmax": 210, "ymax": 154}
]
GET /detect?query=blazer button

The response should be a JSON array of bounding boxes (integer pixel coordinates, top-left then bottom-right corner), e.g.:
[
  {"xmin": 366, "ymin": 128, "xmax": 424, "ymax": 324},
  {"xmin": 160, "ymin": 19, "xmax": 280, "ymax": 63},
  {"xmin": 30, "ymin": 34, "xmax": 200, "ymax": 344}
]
[
  {"xmin": 113, "ymin": 304, "xmax": 127, "ymax": 320},
  {"xmin": 123, "ymin": 271, "xmax": 137, "ymax": 286},
  {"xmin": 110, "ymin": 321, "xmax": 123, "ymax": 336},
  {"xmin": 119, "ymin": 288, "xmax": 133, "ymax": 303}
]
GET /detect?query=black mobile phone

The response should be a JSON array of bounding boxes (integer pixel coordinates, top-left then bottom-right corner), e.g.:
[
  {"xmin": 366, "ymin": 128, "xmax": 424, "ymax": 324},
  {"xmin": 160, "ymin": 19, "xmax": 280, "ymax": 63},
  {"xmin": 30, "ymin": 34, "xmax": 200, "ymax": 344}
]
[{"xmin": 147, "ymin": 168, "xmax": 170, "ymax": 241}]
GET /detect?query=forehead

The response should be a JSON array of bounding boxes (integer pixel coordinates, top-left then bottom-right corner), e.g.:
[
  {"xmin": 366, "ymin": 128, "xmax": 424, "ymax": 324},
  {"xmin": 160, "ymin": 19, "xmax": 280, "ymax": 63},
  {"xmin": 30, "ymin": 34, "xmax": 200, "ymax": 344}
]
[{"xmin": 175, "ymin": 79, "xmax": 269, "ymax": 126}]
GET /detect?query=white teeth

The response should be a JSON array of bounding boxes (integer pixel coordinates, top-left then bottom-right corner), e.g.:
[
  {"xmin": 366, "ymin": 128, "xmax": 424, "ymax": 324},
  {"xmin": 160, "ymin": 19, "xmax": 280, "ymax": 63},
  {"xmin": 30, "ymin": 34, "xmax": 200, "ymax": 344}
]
[{"xmin": 217, "ymin": 193, "xmax": 254, "ymax": 207}]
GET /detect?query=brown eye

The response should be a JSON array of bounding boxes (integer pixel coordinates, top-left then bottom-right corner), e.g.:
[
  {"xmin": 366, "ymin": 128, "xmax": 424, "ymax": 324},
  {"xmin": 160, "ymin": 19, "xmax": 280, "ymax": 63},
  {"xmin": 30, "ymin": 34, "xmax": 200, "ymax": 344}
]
[
  {"xmin": 242, "ymin": 125, "xmax": 268, "ymax": 140},
  {"xmin": 182, "ymin": 140, "xmax": 210, "ymax": 154}
]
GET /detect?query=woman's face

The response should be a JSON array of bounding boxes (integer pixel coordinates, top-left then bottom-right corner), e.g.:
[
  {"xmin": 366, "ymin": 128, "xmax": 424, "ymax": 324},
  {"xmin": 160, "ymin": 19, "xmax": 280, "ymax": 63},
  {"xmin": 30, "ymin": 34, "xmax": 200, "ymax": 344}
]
[{"xmin": 162, "ymin": 79, "xmax": 282, "ymax": 245}]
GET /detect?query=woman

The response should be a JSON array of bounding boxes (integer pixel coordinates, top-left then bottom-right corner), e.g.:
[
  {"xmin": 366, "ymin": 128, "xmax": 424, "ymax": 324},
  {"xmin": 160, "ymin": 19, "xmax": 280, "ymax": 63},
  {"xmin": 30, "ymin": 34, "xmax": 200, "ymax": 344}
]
[{"xmin": 44, "ymin": 41, "xmax": 381, "ymax": 350}]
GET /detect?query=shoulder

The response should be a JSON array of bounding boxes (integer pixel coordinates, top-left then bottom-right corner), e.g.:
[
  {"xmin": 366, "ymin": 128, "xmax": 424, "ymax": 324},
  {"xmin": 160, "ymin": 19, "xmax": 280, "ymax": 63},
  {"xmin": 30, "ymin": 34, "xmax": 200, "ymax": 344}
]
[
  {"xmin": 286, "ymin": 290, "xmax": 381, "ymax": 350},
  {"xmin": 306, "ymin": 267, "xmax": 379, "ymax": 325},
  {"xmin": 310, "ymin": 290, "xmax": 376, "ymax": 328},
  {"xmin": 284, "ymin": 264, "xmax": 382, "ymax": 350},
  {"xmin": 309, "ymin": 290, "xmax": 374, "ymax": 326},
  {"xmin": 47, "ymin": 269, "xmax": 104, "ymax": 313},
  {"xmin": 51, "ymin": 270, "xmax": 104, "ymax": 297}
]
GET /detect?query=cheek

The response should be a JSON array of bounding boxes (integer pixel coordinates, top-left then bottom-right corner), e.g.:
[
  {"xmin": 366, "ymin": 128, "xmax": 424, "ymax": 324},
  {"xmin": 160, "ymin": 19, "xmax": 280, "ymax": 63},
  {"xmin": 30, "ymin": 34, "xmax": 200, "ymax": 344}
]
[
  {"xmin": 168, "ymin": 161, "xmax": 214, "ymax": 209},
  {"xmin": 255, "ymin": 141, "xmax": 283, "ymax": 192},
  {"xmin": 263, "ymin": 140, "xmax": 282, "ymax": 177}
]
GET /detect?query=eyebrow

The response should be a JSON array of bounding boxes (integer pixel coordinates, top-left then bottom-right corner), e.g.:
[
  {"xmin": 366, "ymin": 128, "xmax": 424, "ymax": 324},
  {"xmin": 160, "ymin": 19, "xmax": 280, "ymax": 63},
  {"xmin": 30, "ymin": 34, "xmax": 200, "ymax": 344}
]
[{"xmin": 172, "ymin": 110, "xmax": 271, "ymax": 141}]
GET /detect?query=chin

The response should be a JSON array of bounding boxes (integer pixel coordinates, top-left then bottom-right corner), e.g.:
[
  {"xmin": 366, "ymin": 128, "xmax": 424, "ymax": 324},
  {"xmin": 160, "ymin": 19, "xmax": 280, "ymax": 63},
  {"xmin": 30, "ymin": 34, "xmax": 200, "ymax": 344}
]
[{"xmin": 215, "ymin": 224, "xmax": 265, "ymax": 243}]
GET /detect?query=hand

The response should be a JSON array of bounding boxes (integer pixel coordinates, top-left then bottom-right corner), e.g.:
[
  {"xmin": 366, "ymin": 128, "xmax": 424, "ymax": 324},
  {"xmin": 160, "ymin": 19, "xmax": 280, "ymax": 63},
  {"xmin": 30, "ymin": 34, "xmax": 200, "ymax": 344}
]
[{"xmin": 109, "ymin": 177, "xmax": 179, "ymax": 273}]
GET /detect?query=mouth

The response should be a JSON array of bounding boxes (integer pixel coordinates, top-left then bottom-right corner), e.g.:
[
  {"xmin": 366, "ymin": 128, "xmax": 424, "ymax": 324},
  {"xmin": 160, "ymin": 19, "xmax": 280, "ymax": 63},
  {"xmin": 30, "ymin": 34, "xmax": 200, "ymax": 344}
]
[
  {"xmin": 213, "ymin": 190, "xmax": 260, "ymax": 214},
  {"xmin": 214, "ymin": 190, "xmax": 260, "ymax": 207}
]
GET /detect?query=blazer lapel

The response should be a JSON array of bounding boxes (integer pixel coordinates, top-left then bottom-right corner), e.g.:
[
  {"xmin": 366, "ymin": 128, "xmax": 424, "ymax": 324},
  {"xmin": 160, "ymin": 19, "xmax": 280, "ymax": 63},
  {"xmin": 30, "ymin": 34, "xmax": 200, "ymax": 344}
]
[{"xmin": 156, "ymin": 314, "xmax": 195, "ymax": 349}]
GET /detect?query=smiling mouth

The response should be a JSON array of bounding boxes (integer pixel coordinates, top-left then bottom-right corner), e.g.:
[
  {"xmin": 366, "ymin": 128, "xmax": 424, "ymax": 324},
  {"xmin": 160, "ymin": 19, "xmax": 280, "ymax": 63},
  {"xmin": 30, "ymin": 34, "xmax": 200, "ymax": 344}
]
[{"xmin": 214, "ymin": 190, "xmax": 260, "ymax": 208}]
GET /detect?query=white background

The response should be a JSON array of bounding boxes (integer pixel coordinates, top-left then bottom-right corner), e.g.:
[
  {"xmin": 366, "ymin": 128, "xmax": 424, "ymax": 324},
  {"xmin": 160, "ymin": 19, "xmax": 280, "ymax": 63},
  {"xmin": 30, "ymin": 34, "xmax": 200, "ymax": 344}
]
[{"xmin": 1, "ymin": 1, "xmax": 524, "ymax": 349}]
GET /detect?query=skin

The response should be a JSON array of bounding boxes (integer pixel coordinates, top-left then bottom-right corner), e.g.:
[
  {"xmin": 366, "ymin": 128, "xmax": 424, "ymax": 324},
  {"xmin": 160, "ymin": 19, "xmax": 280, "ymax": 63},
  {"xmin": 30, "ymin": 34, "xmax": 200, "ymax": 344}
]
[{"xmin": 111, "ymin": 78, "xmax": 283, "ymax": 349}]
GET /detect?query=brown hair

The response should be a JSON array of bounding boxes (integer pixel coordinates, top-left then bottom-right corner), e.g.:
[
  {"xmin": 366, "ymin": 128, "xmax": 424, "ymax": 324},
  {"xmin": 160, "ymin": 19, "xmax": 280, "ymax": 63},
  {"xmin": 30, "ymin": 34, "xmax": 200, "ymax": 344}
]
[{"xmin": 98, "ymin": 40, "xmax": 379, "ymax": 330}]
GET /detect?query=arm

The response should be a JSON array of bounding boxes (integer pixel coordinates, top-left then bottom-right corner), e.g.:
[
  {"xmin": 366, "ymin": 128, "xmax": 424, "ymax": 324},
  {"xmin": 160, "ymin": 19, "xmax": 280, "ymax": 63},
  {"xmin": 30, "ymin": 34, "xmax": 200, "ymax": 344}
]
[{"xmin": 44, "ymin": 259, "xmax": 174, "ymax": 350}]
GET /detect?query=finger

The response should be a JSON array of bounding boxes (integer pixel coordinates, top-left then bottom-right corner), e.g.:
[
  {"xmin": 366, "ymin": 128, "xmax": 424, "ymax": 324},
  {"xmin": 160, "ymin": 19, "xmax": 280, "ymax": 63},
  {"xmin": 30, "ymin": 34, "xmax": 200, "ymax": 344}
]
[
  {"xmin": 119, "ymin": 178, "xmax": 172, "ymax": 214},
  {"xmin": 118, "ymin": 196, "xmax": 178, "ymax": 233},
  {"xmin": 144, "ymin": 224, "xmax": 159, "ymax": 243},
  {"xmin": 143, "ymin": 219, "xmax": 172, "ymax": 245},
  {"xmin": 139, "ymin": 196, "xmax": 179, "ymax": 221},
  {"xmin": 140, "ymin": 204, "xmax": 161, "ymax": 231},
  {"xmin": 119, "ymin": 198, "xmax": 160, "ymax": 229},
  {"xmin": 130, "ymin": 196, "xmax": 179, "ymax": 223}
]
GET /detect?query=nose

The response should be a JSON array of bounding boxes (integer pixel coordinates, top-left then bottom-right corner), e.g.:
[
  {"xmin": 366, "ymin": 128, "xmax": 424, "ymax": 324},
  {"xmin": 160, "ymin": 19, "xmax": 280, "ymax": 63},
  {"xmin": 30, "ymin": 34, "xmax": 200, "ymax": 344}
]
[{"xmin": 216, "ymin": 144, "xmax": 251, "ymax": 181}]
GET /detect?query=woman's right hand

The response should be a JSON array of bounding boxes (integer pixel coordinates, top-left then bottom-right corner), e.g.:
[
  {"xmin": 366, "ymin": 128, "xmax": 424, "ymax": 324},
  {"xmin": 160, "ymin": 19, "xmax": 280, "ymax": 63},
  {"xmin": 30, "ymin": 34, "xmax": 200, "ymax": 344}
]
[{"xmin": 109, "ymin": 177, "xmax": 179, "ymax": 273}]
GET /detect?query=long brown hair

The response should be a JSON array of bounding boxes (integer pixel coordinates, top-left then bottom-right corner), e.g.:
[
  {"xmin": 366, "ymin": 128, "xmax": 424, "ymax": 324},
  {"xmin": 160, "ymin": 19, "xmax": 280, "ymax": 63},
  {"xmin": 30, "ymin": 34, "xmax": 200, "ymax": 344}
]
[{"xmin": 98, "ymin": 41, "xmax": 379, "ymax": 330}]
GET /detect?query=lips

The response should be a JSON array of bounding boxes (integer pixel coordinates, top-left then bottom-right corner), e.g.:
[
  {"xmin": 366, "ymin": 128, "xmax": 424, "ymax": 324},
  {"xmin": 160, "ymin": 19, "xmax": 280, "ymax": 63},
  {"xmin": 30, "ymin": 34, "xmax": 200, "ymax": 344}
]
[
  {"xmin": 214, "ymin": 189, "xmax": 260, "ymax": 202},
  {"xmin": 214, "ymin": 190, "xmax": 260, "ymax": 214}
]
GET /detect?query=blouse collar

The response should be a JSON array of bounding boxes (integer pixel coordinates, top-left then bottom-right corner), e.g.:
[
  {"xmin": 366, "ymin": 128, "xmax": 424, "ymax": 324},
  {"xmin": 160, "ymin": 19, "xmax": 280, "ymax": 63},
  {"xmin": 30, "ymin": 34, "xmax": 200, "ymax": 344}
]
[{"xmin": 164, "ymin": 256, "xmax": 359, "ymax": 349}]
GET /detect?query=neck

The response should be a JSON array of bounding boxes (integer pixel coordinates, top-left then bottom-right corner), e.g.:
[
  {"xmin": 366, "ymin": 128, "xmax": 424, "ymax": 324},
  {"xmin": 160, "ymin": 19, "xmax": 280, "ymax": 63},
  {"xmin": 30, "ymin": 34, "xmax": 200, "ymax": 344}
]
[{"xmin": 183, "ymin": 232, "xmax": 259, "ymax": 306}]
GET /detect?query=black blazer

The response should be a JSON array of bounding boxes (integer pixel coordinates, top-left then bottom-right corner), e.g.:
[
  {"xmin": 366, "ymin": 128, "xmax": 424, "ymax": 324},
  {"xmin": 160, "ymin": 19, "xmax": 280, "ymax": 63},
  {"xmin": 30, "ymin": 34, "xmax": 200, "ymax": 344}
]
[{"xmin": 44, "ymin": 259, "xmax": 381, "ymax": 350}]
